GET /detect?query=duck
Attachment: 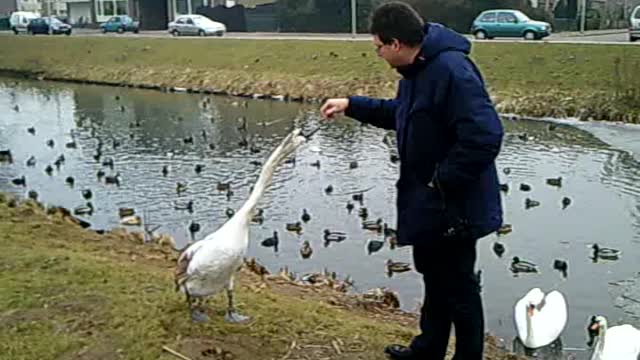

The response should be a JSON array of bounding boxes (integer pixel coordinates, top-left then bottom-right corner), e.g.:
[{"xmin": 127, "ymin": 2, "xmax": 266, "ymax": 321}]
[
  {"xmin": 367, "ymin": 239, "xmax": 384, "ymax": 255},
  {"xmin": 174, "ymin": 129, "xmax": 308, "ymax": 323},
  {"xmin": 104, "ymin": 173, "xmax": 121, "ymax": 186},
  {"xmin": 310, "ymin": 160, "xmax": 321, "ymax": 168},
  {"xmin": 349, "ymin": 160, "xmax": 358, "ymax": 169},
  {"xmin": 546, "ymin": 177, "xmax": 562, "ymax": 187},
  {"xmin": 101, "ymin": 157, "xmax": 114, "ymax": 169},
  {"xmin": 11, "ymin": 176, "xmax": 26, "ymax": 187},
  {"xmin": 525, "ymin": 198, "xmax": 540, "ymax": 209},
  {"xmin": 118, "ymin": 208, "xmax": 135, "ymax": 218},
  {"xmin": 514, "ymin": 288, "xmax": 567, "ymax": 349},
  {"xmin": 65, "ymin": 141, "xmax": 77, "ymax": 149},
  {"xmin": 27, "ymin": 127, "xmax": 35, "ymax": 135},
  {"xmin": 225, "ymin": 208, "xmax": 235, "ymax": 219},
  {"xmin": 352, "ymin": 193, "xmax": 364, "ymax": 203},
  {"xmin": 324, "ymin": 185, "xmax": 333, "ymax": 194},
  {"xmin": 301, "ymin": 209, "xmax": 311, "ymax": 223},
  {"xmin": 300, "ymin": 240, "xmax": 313, "ymax": 259},
  {"xmin": 499, "ymin": 183, "xmax": 509, "ymax": 193},
  {"xmin": 286, "ymin": 221, "xmax": 303, "ymax": 233},
  {"xmin": 503, "ymin": 167, "xmax": 512, "ymax": 175},
  {"xmin": 493, "ymin": 242, "xmax": 506, "ymax": 257},
  {"xmin": 358, "ymin": 207, "xmax": 368, "ymax": 220},
  {"xmin": 81, "ymin": 189, "xmax": 92, "ymax": 200},
  {"xmin": 27, "ymin": 190, "xmax": 38, "ymax": 201},
  {"xmin": 217, "ymin": 182, "xmax": 231, "ymax": 192},
  {"xmin": 363, "ymin": 218, "xmax": 383, "ymax": 232},
  {"xmin": 520, "ymin": 183, "xmax": 532, "ymax": 192},
  {"xmin": 121, "ymin": 215, "xmax": 142, "ymax": 226},
  {"xmin": 226, "ymin": 189, "xmax": 234, "ymax": 201},
  {"xmin": 44, "ymin": 165, "xmax": 54, "ymax": 175},
  {"xmin": 26, "ymin": 156, "xmax": 36, "ymax": 167},
  {"xmin": 323, "ymin": 229, "xmax": 346, "ymax": 243},
  {"xmin": 385, "ymin": 259, "xmax": 411, "ymax": 276},
  {"xmin": 183, "ymin": 136, "xmax": 194, "ymax": 144},
  {"xmin": 261, "ymin": 231, "xmax": 279, "ymax": 251},
  {"xmin": 189, "ymin": 221, "xmax": 201, "ymax": 236},
  {"xmin": 96, "ymin": 169, "xmax": 106, "ymax": 179},
  {"xmin": 383, "ymin": 224, "xmax": 398, "ymax": 249},
  {"xmin": 511, "ymin": 257, "xmax": 538, "ymax": 274},
  {"xmin": 587, "ymin": 315, "xmax": 640, "ymax": 360},
  {"xmin": 346, "ymin": 201, "xmax": 354, "ymax": 214},
  {"xmin": 175, "ymin": 200, "xmax": 194, "ymax": 213},
  {"xmin": 561, "ymin": 197, "xmax": 571, "ymax": 209},
  {"xmin": 176, "ymin": 182, "xmax": 188, "ymax": 194},
  {"xmin": 592, "ymin": 244, "xmax": 621, "ymax": 261},
  {"xmin": 251, "ymin": 208, "xmax": 264, "ymax": 224},
  {"xmin": 65, "ymin": 176, "xmax": 75, "ymax": 187},
  {"xmin": 496, "ymin": 224, "xmax": 513, "ymax": 236},
  {"xmin": 162, "ymin": 166, "xmax": 169, "ymax": 176},
  {"xmin": 194, "ymin": 164, "xmax": 204, "ymax": 174},
  {"xmin": 553, "ymin": 259, "xmax": 568, "ymax": 277},
  {"xmin": 46, "ymin": 139, "xmax": 55, "ymax": 148},
  {"xmin": 74, "ymin": 202, "xmax": 94, "ymax": 216}
]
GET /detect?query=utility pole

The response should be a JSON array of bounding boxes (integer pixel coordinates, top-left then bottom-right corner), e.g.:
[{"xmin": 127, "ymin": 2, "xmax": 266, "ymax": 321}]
[
  {"xmin": 580, "ymin": 0, "xmax": 586, "ymax": 34},
  {"xmin": 48, "ymin": 0, "xmax": 53, "ymax": 35},
  {"xmin": 351, "ymin": 0, "xmax": 356, "ymax": 38}
]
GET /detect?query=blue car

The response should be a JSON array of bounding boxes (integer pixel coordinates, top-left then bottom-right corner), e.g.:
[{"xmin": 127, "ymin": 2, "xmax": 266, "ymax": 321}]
[
  {"xmin": 27, "ymin": 17, "xmax": 72, "ymax": 35},
  {"xmin": 470, "ymin": 9, "xmax": 551, "ymax": 40},
  {"xmin": 100, "ymin": 15, "xmax": 140, "ymax": 34}
]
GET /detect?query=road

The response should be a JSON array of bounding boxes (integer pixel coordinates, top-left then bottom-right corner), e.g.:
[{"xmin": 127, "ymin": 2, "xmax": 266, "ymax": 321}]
[{"xmin": 1, "ymin": 28, "xmax": 636, "ymax": 44}]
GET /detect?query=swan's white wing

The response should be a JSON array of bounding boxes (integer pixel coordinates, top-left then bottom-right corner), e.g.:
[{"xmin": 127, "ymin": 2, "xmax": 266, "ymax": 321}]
[
  {"xmin": 534, "ymin": 290, "xmax": 567, "ymax": 348},
  {"xmin": 601, "ymin": 325, "xmax": 640, "ymax": 359}
]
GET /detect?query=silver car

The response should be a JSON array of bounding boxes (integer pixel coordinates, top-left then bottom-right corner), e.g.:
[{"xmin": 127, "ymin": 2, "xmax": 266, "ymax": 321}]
[{"xmin": 168, "ymin": 15, "xmax": 226, "ymax": 37}]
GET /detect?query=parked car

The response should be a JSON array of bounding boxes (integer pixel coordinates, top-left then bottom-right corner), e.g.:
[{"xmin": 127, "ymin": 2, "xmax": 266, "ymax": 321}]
[
  {"xmin": 27, "ymin": 17, "xmax": 72, "ymax": 35},
  {"xmin": 168, "ymin": 15, "xmax": 226, "ymax": 37},
  {"xmin": 471, "ymin": 9, "xmax": 551, "ymax": 40},
  {"xmin": 630, "ymin": 5, "xmax": 640, "ymax": 42},
  {"xmin": 9, "ymin": 11, "xmax": 40, "ymax": 34},
  {"xmin": 100, "ymin": 15, "xmax": 140, "ymax": 34}
]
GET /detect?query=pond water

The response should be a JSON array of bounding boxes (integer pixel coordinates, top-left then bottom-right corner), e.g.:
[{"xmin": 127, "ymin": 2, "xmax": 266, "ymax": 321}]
[{"xmin": 1, "ymin": 78, "xmax": 639, "ymax": 359}]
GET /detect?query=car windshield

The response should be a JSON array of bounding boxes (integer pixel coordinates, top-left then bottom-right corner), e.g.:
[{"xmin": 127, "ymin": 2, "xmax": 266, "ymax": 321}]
[
  {"xmin": 634, "ymin": 8, "xmax": 640, "ymax": 19},
  {"xmin": 48, "ymin": 18, "xmax": 63, "ymax": 25},
  {"xmin": 514, "ymin": 11, "xmax": 530, "ymax": 22}
]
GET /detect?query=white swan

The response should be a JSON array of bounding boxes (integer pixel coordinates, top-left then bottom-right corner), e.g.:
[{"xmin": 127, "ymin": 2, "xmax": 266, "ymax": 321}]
[
  {"xmin": 588, "ymin": 315, "xmax": 640, "ymax": 360},
  {"xmin": 174, "ymin": 128, "xmax": 308, "ymax": 323},
  {"xmin": 514, "ymin": 288, "xmax": 568, "ymax": 349}
]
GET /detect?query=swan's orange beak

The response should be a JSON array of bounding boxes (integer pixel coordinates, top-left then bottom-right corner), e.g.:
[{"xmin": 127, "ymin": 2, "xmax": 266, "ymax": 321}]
[{"xmin": 527, "ymin": 304, "xmax": 535, "ymax": 317}]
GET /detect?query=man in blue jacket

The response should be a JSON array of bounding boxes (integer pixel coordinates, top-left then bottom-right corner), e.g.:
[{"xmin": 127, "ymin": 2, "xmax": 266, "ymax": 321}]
[{"xmin": 320, "ymin": 2, "xmax": 503, "ymax": 359}]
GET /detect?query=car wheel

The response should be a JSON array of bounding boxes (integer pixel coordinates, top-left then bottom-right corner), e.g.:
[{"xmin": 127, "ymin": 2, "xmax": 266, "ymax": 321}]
[
  {"xmin": 117, "ymin": 27, "xmax": 124, "ymax": 34},
  {"xmin": 630, "ymin": 36, "xmax": 638, "ymax": 42},
  {"xmin": 66, "ymin": 30, "xmax": 71, "ymax": 36},
  {"xmin": 102, "ymin": 28, "xmax": 107, "ymax": 34},
  {"xmin": 524, "ymin": 31, "xmax": 536, "ymax": 40},
  {"xmin": 216, "ymin": 32, "xmax": 224, "ymax": 37},
  {"xmin": 12, "ymin": 27, "xmax": 18, "ymax": 35},
  {"xmin": 474, "ymin": 30, "xmax": 487, "ymax": 40},
  {"xmin": 198, "ymin": 29, "xmax": 205, "ymax": 37},
  {"xmin": 133, "ymin": 29, "xmax": 139, "ymax": 34},
  {"xmin": 172, "ymin": 29, "xmax": 180, "ymax": 37}
]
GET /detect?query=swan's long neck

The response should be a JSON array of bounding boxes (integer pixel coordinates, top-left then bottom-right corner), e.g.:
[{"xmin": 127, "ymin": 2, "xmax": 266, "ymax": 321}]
[
  {"xmin": 525, "ymin": 309, "xmax": 535, "ymax": 345},
  {"xmin": 593, "ymin": 324, "xmax": 607, "ymax": 358},
  {"xmin": 235, "ymin": 131, "xmax": 301, "ymax": 225}
]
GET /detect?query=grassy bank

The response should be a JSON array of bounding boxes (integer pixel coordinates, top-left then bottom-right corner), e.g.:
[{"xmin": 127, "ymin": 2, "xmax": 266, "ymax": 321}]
[
  {"xmin": 0, "ymin": 36, "xmax": 639, "ymax": 122},
  {"xmin": 0, "ymin": 194, "xmax": 520, "ymax": 360}
]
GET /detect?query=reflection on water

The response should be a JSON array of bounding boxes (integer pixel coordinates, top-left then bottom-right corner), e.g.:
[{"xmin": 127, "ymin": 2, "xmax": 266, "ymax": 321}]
[{"xmin": 1, "ymin": 78, "xmax": 640, "ymax": 359}]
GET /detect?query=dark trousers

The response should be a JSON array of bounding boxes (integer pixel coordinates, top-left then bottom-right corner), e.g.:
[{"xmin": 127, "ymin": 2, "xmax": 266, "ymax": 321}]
[{"xmin": 409, "ymin": 235, "xmax": 484, "ymax": 360}]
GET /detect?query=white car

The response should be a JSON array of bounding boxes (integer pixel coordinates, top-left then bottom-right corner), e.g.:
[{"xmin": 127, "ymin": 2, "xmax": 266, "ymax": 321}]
[
  {"xmin": 10, "ymin": 11, "xmax": 40, "ymax": 34},
  {"xmin": 168, "ymin": 15, "xmax": 226, "ymax": 37},
  {"xmin": 630, "ymin": 5, "xmax": 640, "ymax": 42}
]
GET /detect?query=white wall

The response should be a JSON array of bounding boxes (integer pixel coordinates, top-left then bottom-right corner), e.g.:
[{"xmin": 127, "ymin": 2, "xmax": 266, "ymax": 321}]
[{"xmin": 68, "ymin": 1, "xmax": 90, "ymax": 24}]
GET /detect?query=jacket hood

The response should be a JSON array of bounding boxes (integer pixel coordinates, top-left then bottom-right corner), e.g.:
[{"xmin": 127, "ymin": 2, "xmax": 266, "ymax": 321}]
[{"xmin": 397, "ymin": 23, "xmax": 471, "ymax": 78}]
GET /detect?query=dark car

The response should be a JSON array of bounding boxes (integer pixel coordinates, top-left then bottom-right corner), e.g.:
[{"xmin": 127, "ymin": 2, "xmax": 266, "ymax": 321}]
[
  {"xmin": 27, "ymin": 17, "xmax": 72, "ymax": 35},
  {"xmin": 100, "ymin": 15, "xmax": 140, "ymax": 34}
]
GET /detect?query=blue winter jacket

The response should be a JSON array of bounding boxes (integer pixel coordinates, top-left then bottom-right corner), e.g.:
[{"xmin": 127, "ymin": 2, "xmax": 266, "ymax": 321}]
[{"xmin": 345, "ymin": 23, "xmax": 503, "ymax": 246}]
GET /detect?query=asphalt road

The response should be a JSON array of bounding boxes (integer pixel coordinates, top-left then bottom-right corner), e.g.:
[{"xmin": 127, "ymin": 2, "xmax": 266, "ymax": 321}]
[{"xmin": 1, "ymin": 28, "xmax": 636, "ymax": 44}]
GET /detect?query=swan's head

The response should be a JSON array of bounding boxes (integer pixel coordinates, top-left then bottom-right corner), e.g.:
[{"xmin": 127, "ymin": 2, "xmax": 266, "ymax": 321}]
[
  {"xmin": 524, "ymin": 288, "xmax": 545, "ymax": 317},
  {"xmin": 587, "ymin": 315, "xmax": 607, "ymax": 346}
]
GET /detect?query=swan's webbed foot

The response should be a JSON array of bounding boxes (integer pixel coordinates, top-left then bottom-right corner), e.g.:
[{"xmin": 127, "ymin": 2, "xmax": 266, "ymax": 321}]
[
  {"xmin": 191, "ymin": 308, "xmax": 210, "ymax": 323},
  {"xmin": 224, "ymin": 310, "xmax": 250, "ymax": 324}
]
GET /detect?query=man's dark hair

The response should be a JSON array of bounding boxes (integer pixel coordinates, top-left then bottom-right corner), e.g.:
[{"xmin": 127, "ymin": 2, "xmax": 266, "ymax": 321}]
[{"xmin": 370, "ymin": 2, "xmax": 424, "ymax": 46}]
